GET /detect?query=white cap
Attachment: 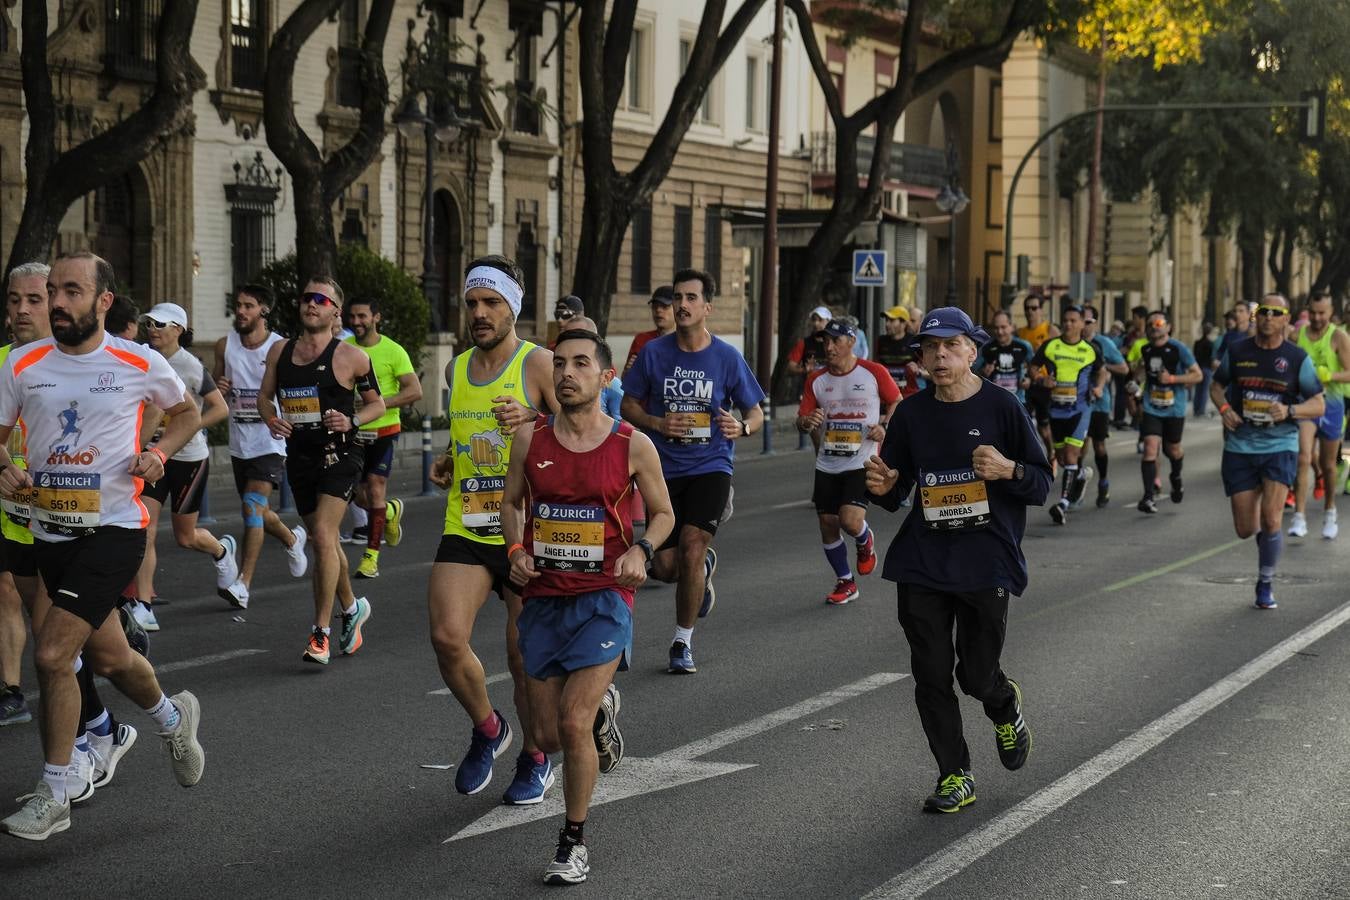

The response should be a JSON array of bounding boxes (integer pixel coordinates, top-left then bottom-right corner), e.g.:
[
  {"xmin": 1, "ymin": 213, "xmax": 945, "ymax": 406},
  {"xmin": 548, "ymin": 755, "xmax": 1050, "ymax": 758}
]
[
  {"xmin": 809, "ymin": 306, "xmax": 833, "ymax": 321},
  {"xmin": 142, "ymin": 302, "xmax": 188, "ymax": 329}
]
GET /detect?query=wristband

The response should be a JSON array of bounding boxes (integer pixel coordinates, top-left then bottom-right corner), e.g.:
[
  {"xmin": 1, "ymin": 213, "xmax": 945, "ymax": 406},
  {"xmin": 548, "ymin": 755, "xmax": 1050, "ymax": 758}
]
[
  {"xmin": 506, "ymin": 542, "xmax": 526, "ymax": 561},
  {"xmin": 636, "ymin": 538, "xmax": 654, "ymax": 562},
  {"xmin": 1219, "ymin": 403, "xmax": 1232, "ymax": 415},
  {"xmin": 147, "ymin": 446, "xmax": 167, "ymax": 466}
]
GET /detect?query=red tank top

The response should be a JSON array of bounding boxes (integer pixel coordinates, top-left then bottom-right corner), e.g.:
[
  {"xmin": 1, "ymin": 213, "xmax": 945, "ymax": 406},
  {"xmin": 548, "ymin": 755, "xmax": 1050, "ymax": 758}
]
[{"xmin": 523, "ymin": 417, "xmax": 637, "ymax": 605}]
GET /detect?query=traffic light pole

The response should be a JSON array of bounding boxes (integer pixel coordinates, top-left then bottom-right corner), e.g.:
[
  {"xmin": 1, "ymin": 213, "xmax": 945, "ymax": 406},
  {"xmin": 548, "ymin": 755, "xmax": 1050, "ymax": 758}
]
[{"xmin": 1000, "ymin": 98, "xmax": 1322, "ymax": 307}]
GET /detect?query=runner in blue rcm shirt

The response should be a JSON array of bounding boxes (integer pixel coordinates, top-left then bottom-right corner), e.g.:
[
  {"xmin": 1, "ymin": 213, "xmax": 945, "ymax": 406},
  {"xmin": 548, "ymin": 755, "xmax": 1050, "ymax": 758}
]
[{"xmin": 864, "ymin": 307, "xmax": 1051, "ymax": 815}]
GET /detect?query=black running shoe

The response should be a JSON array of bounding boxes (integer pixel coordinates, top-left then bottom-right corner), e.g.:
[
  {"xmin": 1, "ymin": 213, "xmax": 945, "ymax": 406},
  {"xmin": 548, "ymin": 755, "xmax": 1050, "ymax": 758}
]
[
  {"xmin": 923, "ymin": 770, "xmax": 976, "ymax": 813},
  {"xmin": 995, "ymin": 680, "xmax": 1032, "ymax": 771},
  {"xmin": 1137, "ymin": 496, "xmax": 1158, "ymax": 514},
  {"xmin": 1096, "ymin": 481, "xmax": 1110, "ymax": 508},
  {"xmin": 1049, "ymin": 503, "xmax": 1066, "ymax": 525},
  {"xmin": 1170, "ymin": 473, "xmax": 1184, "ymax": 504}
]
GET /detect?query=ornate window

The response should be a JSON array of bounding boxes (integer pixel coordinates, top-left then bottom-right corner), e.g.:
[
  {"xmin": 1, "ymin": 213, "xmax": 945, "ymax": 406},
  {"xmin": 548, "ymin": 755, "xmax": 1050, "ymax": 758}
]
[
  {"xmin": 225, "ymin": 153, "xmax": 281, "ymax": 310},
  {"xmin": 230, "ymin": 0, "xmax": 267, "ymax": 91},
  {"xmin": 105, "ymin": 0, "xmax": 161, "ymax": 81}
]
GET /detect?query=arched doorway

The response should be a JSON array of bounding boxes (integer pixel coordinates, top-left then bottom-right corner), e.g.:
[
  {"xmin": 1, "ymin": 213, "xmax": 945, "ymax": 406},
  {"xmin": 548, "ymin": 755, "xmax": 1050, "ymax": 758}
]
[
  {"xmin": 432, "ymin": 189, "xmax": 463, "ymax": 331},
  {"xmin": 92, "ymin": 168, "xmax": 153, "ymax": 303}
]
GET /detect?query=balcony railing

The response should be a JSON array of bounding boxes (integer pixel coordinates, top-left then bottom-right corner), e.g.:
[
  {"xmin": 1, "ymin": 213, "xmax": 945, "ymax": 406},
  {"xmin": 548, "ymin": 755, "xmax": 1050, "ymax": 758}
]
[
  {"xmin": 104, "ymin": 0, "xmax": 161, "ymax": 81},
  {"xmin": 810, "ymin": 131, "xmax": 949, "ymax": 190}
]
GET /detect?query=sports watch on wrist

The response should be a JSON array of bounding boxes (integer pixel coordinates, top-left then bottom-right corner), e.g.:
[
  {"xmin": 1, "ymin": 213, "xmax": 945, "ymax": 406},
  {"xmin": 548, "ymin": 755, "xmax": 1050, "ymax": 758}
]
[
  {"xmin": 1012, "ymin": 461, "xmax": 1025, "ymax": 481},
  {"xmin": 636, "ymin": 538, "xmax": 655, "ymax": 562},
  {"xmin": 740, "ymin": 419, "xmax": 750, "ymax": 437}
]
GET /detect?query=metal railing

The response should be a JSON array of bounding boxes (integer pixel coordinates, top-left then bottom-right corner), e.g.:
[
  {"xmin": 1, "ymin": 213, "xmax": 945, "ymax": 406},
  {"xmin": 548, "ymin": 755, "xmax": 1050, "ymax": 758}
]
[
  {"xmin": 104, "ymin": 0, "xmax": 161, "ymax": 81},
  {"xmin": 810, "ymin": 131, "xmax": 948, "ymax": 189}
]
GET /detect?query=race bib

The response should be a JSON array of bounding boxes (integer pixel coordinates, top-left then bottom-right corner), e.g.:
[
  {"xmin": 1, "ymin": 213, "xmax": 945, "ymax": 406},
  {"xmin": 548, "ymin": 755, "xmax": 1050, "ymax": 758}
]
[
  {"xmin": 32, "ymin": 471, "xmax": 100, "ymax": 532},
  {"xmin": 822, "ymin": 421, "xmax": 864, "ymax": 457},
  {"xmin": 1051, "ymin": 382, "xmax": 1078, "ymax": 408},
  {"xmin": 994, "ymin": 372, "xmax": 1019, "ymax": 392},
  {"xmin": 1242, "ymin": 389, "xmax": 1279, "ymax": 426},
  {"xmin": 667, "ymin": 399, "xmax": 711, "ymax": 445},
  {"xmin": 279, "ymin": 385, "xmax": 321, "ymax": 425},
  {"xmin": 532, "ymin": 502, "xmax": 605, "ymax": 573},
  {"xmin": 918, "ymin": 468, "xmax": 991, "ymax": 531},
  {"xmin": 2, "ymin": 485, "xmax": 34, "ymax": 528},
  {"xmin": 230, "ymin": 388, "xmax": 261, "ymax": 424},
  {"xmin": 354, "ymin": 428, "xmax": 377, "ymax": 446},
  {"xmin": 460, "ymin": 476, "xmax": 504, "ymax": 536},
  {"xmin": 1149, "ymin": 387, "xmax": 1175, "ymax": 408}
]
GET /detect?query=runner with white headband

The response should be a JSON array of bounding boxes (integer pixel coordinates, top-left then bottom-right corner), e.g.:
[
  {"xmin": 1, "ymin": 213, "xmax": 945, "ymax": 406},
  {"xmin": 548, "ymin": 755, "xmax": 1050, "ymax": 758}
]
[{"xmin": 427, "ymin": 255, "xmax": 562, "ymax": 805}]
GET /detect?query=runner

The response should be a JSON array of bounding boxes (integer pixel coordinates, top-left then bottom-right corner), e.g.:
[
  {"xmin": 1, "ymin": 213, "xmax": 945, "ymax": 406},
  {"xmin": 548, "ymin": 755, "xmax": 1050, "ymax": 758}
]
[
  {"xmin": 622, "ymin": 286, "xmax": 675, "ymax": 376},
  {"xmin": 796, "ymin": 319, "xmax": 899, "ymax": 605},
  {"xmin": 133, "ymin": 303, "xmax": 239, "ymax": 620},
  {"xmin": 212, "ymin": 283, "xmax": 308, "ymax": 609},
  {"xmin": 1289, "ymin": 290, "xmax": 1350, "ymax": 539},
  {"xmin": 257, "ymin": 276, "xmax": 378, "ymax": 664},
  {"xmin": 876, "ymin": 306, "xmax": 925, "ymax": 399},
  {"xmin": 1017, "ymin": 291, "xmax": 1059, "ymax": 468},
  {"xmin": 1082, "ymin": 305, "xmax": 1129, "ymax": 507},
  {"xmin": 785, "ymin": 306, "xmax": 832, "ymax": 377},
  {"xmin": 0, "ymin": 251, "xmax": 205, "ymax": 840},
  {"xmin": 979, "ymin": 310, "xmax": 1034, "ymax": 403},
  {"xmin": 863, "ymin": 307, "xmax": 1050, "ymax": 813},
  {"xmin": 344, "ymin": 297, "xmax": 421, "ymax": 578},
  {"xmin": 426, "ymin": 255, "xmax": 558, "ymax": 804},
  {"xmin": 1131, "ymin": 312, "xmax": 1202, "ymax": 514},
  {"xmin": 621, "ymin": 267, "xmax": 765, "ymax": 674},
  {"xmin": 500, "ymin": 328, "xmax": 674, "ymax": 885},
  {"xmin": 1210, "ymin": 293, "xmax": 1325, "ymax": 610},
  {"xmin": 1031, "ymin": 306, "xmax": 1107, "ymax": 524}
]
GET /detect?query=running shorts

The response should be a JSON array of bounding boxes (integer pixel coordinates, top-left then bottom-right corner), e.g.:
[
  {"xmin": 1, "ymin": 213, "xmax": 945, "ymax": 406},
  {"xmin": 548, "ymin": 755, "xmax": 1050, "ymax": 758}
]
[
  {"xmin": 1049, "ymin": 413, "xmax": 1090, "ymax": 449},
  {"xmin": 660, "ymin": 471, "xmax": 733, "ymax": 551},
  {"xmin": 1220, "ymin": 449, "xmax": 1298, "ymax": 496},
  {"xmin": 1140, "ymin": 414, "xmax": 1185, "ymax": 445},
  {"xmin": 517, "ymin": 589, "xmax": 632, "ymax": 680},
  {"xmin": 232, "ymin": 454, "xmax": 285, "ymax": 495},
  {"xmin": 286, "ymin": 446, "xmax": 362, "ymax": 517},
  {"xmin": 35, "ymin": 527, "xmax": 146, "ymax": 628},
  {"xmin": 811, "ymin": 469, "xmax": 870, "ymax": 514},
  {"xmin": 141, "ymin": 458, "xmax": 209, "ymax": 515},
  {"xmin": 434, "ymin": 533, "xmax": 511, "ymax": 601}
]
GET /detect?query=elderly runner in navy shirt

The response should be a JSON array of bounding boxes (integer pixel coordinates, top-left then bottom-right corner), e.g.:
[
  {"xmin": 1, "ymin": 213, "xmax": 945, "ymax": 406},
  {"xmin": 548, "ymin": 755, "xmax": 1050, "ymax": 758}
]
[{"xmin": 864, "ymin": 307, "xmax": 1051, "ymax": 815}]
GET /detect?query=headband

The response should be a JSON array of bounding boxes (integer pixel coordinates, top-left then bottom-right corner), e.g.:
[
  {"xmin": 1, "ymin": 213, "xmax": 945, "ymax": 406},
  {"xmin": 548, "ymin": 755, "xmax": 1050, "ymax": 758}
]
[{"xmin": 464, "ymin": 266, "xmax": 523, "ymax": 317}]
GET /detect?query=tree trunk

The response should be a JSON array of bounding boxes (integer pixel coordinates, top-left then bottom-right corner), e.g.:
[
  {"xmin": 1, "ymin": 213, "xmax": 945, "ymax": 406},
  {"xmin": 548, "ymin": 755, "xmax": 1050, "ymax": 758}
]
[
  {"xmin": 1238, "ymin": 219, "xmax": 1265, "ymax": 301},
  {"xmin": 5, "ymin": 0, "xmax": 203, "ymax": 276},
  {"xmin": 571, "ymin": 175, "xmax": 631, "ymax": 330}
]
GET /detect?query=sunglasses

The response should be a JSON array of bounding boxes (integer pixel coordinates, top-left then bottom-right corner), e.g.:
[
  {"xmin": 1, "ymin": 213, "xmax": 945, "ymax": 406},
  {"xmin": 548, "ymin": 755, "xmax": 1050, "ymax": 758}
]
[
  {"xmin": 300, "ymin": 292, "xmax": 337, "ymax": 307},
  {"xmin": 556, "ymin": 309, "xmax": 576, "ymax": 320},
  {"xmin": 145, "ymin": 318, "xmax": 171, "ymax": 329},
  {"xmin": 1084, "ymin": 319, "xmax": 1097, "ymax": 325},
  {"xmin": 1256, "ymin": 306, "xmax": 1288, "ymax": 318}
]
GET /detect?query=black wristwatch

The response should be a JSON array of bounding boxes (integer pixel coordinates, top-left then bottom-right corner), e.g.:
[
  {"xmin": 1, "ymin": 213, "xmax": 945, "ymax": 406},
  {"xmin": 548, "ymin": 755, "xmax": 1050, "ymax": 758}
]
[
  {"xmin": 1012, "ymin": 461, "xmax": 1025, "ymax": 481},
  {"xmin": 740, "ymin": 419, "xmax": 750, "ymax": 437},
  {"xmin": 636, "ymin": 538, "xmax": 654, "ymax": 562}
]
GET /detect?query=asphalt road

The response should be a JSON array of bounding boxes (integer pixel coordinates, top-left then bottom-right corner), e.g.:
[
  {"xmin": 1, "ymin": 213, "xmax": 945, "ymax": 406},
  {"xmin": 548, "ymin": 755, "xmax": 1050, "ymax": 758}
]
[{"xmin": 2, "ymin": 417, "xmax": 1347, "ymax": 899}]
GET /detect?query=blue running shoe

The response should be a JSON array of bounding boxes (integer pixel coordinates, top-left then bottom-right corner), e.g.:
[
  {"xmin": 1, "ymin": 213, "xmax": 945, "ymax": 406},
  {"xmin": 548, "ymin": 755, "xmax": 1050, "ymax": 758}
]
[
  {"xmin": 456, "ymin": 712, "xmax": 513, "ymax": 794},
  {"xmin": 1254, "ymin": 581, "xmax": 1277, "ymax": 610},
  {"xmin": 502, "ymin": 752, "xmax": 555, "ymax": 805},
  {"xmin": 667, "ymin": 640, "xmax": 696, "ymax": 674},
  {"xmin": 698, "ymin": 548, "xmax": 717, "ymax": 618}
]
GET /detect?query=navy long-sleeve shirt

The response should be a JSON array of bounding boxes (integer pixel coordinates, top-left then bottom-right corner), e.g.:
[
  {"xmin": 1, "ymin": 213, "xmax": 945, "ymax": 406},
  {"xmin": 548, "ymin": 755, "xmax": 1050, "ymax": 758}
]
[{"xmin": 873, "ymin": 379, "xmax": 1052, "ymax": 595}]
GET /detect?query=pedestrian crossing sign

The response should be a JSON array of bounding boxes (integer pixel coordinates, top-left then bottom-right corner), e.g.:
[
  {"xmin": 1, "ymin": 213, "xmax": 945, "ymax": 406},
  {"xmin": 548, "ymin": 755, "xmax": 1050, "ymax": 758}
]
[{"xmin": 852, "ymin": 250, "xmax": 888, "ymax": 287}]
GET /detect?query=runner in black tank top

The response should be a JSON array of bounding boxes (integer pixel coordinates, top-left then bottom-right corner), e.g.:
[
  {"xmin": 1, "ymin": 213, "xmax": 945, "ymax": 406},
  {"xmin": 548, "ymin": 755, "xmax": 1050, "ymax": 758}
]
[{"xmin": 276, "ymin": 337, "xmax": 357, "ymax": 457}]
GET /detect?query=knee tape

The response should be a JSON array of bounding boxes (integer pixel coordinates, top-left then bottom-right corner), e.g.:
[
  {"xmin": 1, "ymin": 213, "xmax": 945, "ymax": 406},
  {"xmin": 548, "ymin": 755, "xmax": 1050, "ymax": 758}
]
[{"xmin": 242, "ymin": 491, "xmax": 267, "ymax": 528}]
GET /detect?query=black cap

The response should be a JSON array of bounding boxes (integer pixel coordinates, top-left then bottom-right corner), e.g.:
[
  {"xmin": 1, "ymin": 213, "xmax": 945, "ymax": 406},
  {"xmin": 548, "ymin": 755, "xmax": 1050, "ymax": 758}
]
[
  {"xmin": 650, "ymin": 285, "xmax": 675, "ymax": 306},
  {"xmin": 556, "ymin": 295, "xmax": 584, "ymax": 317}
]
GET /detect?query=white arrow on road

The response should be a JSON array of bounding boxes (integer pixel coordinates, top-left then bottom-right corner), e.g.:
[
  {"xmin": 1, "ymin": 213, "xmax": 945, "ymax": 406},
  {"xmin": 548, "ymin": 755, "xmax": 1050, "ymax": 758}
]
[{"xmin": 446, "ymin": 671, "xmax": 907, "ymax": 842}]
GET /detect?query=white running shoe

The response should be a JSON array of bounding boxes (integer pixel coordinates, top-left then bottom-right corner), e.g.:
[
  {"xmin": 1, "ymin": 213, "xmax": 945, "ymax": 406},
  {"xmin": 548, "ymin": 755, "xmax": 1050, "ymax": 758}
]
[
  {"xmin": 131, "ymin": 602, "xmax": 160, "ymax": 633},
  {"xmin": 0, "ymin": 782, "xmax": 70, "ymax": 841},
  {"xmin": 222, "ymin": 579, "xmax": 250, "ymax": 610},
  {"xmin": 1288, "ymin": 512, "xmax": 1308, "ymax": 538},
  {"xmin": 158, "ymin": 692, "xmax": 205, "ymax": 787},
  {"xmin": 1323, "ymin": 508, "xmax": 1339, "ymax": 540},
  {"xmin": 287, "ymin": 526, "xmax": 309, "ymax": 577},
  {"xmin": 67, "ymin": 748, "xmax": 95, "ymax": 805},
  {"xmin": 213, "ymin": 535, "xmax": 240, "ymax": 591},
  {"xmin": 90, "ymin": 723, "xmax": 138, "ymax": 789}
]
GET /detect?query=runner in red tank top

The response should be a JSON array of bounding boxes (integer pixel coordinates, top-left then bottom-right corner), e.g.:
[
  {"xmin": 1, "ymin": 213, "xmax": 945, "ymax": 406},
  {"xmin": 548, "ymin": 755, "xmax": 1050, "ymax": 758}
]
[{"xmin": 502, "ymin": 329, "xmax": 673, "ymax": 886}]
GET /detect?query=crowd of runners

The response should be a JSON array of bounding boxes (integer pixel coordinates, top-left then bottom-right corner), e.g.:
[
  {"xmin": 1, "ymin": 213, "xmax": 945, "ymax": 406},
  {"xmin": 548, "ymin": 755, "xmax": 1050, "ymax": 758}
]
[{"xmin": 0, "ymin": 248, "xmax": 1341, "ymax": 886}]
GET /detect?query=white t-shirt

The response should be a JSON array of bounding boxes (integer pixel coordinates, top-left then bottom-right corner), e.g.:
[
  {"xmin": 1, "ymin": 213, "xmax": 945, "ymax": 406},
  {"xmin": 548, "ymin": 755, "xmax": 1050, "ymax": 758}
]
[
  {"xmin": 798, "ymin": 358, "xmax": 902, "ymax": 474},
  {"xmin": 223, "ymin": 330, "xmax": 287, "ymax": 459},
  {"xmin": 0, "ymin": 335, "xmax": 186, "ymax": 541},
  {"xmin": 161, "ymin": 348, "xmax": 214, "ymax": 463}
]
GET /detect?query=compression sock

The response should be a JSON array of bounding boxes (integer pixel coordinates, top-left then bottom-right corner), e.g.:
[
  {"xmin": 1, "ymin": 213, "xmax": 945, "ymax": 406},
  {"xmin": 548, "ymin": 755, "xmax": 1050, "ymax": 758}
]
[
  {"xmin": 1067, "ymin": 466, "xmax": 1089, "ymax": 503},
  {"xmin": 852, "ymin": 521, "xmax": 871, "ymax": 548},
  {"xmin": 1257, "ymin": 529, "xmax": 1282, "ymax": 582},
  {"xmin": 366, "ymin": 505, "xmax": 387, "ymax": 551},
  {"xmin": 77, "ymin": 654, "xmax": 109, "ymax": 729},
  {"xmin": 823, "ymin": 539, "xmax": 852, "ymax": 579},
  {"xmin": 1141, "ymin": 459, "xmax": 1158, "ymax": 498},
  {"xmin": 1095, "ymin": 452, "xmax": 1109, "ymax": 482},
  {"xmin": 1169, "ymin": 454, "xmax": 1184, "ymax": 478},
  {"xmin": 1059, "ymin": 465, "xmax": 1078, "ymax": 506}
]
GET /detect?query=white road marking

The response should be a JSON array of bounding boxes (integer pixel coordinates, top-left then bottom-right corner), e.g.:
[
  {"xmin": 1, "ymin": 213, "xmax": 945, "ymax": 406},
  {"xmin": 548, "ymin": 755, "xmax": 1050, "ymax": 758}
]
[
  {"xmin": 427, "ymin": 671, "xmax": 512, "ymax": 696},
  {"xmin": 445, "ymin": 671, "xmax": 908, "ymax": 842},
  {"xmin": 862, "ymin": 598, "xmax": 1350, "ymax": 899},
  {"xmin": 32, "ymin": 649, "xmax": 268, "ymax": 700}
]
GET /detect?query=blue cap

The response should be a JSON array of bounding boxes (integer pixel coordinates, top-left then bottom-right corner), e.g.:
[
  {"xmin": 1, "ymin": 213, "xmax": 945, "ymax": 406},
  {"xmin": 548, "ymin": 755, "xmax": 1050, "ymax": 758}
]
[
  {"xmin": 909, "ymin": 307, "xmax": 990, "ymax": 351},
  {"xmin": 823, "ymin": 319, "xmax": 856, "ymax": 339}
]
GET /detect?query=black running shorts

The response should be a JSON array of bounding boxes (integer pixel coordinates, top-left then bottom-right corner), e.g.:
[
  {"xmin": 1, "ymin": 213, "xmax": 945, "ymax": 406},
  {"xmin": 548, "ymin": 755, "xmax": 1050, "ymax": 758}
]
[
  {"xmin": 660, "ymin": 471, "xmax": 733, "ymax": 551},
  {"xmin": 1140, "ymin": 414, "xmax": 1185, "ymax": 445},
  {"xmin": 141, "ymin": 458, "xmax": 209, "ymax": 515},
  {"xmin": 287, "ymin": 446, "xmax": 363, "ymax": 518},
  {"xmin": 811, "ymin": 469, "xmax": 870, "ymax": 514},
  {"xmin": 232, "ymin": 454, "xmax": 286, "ymax": 496},
  {"xmin": 1088, "ymin": 411, "xmax": 1111, "ymax": 442},
  {"xmin": 434, "ymin": 533, "xmax": 511, "ymax": 600},
  {"xmin": 35, "ymin": 527, "xmax": 146, "ymax": 628}
]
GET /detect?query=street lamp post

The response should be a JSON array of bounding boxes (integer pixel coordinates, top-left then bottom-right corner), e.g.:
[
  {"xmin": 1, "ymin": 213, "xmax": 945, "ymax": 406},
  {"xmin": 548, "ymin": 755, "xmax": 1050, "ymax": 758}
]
[
  {"xmin": 934, "ymin": 142, "xmax": 969, "ymax": 307},
  {"xmin": 394, "ymin": 6, "xmax": 472, "ymax": 333}
]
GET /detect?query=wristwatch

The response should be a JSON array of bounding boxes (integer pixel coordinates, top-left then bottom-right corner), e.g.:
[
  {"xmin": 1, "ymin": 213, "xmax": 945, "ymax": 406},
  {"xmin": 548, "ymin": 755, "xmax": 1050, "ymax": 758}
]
[
  {"xmin": 350, "ymin": 413, "xmax": 361, "ymax": 429},
  {"xmin": 1012, "ymin": 461, "xmax": 1025, "ymax": 481},
  {"xmin": 636, "ymin": 538, "xmax": 654, "ymax": 562},
  {"xmin": 740, "ymin": 419, "xmax": 750, "ymax": 437}
]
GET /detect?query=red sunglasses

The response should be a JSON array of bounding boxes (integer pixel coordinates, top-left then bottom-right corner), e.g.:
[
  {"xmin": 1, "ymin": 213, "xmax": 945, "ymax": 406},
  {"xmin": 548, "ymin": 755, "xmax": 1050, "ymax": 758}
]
[{"xmin": 300, "ymin": 292, "xmax": 337, "ymax": 307}]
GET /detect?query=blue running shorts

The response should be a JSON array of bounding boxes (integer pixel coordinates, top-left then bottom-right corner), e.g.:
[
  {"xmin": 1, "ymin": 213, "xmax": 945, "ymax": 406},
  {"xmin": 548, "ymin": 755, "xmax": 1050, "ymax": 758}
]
[
  {"xmin": 1221, "ymin": 449, "xmax": 1298, "ymax": 496},
  {"xmin": 518, "ymin": 589, "xmax": 632, "ymax": 680}
]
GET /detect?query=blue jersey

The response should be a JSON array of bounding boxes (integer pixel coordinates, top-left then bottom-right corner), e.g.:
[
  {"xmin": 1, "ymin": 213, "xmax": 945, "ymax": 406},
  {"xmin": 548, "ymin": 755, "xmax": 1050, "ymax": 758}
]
[
  {"xmin": 1139, "ymin": 338, "xmax": 1197, "ymax": 419},
  {"xmin": 1090, "ymin": 335, "xmax": 1125, "ymax": 414},
  {"xmin": 601, "ymin": 375, "xmax": 624, "ymax": 419},
  {"xmin": 623, "ymin": 333, "xmax": 766, "ymax": 478},
  {"xmin": 1214, "ymin": 337, "xmax": 1323, "ymax": 454}
]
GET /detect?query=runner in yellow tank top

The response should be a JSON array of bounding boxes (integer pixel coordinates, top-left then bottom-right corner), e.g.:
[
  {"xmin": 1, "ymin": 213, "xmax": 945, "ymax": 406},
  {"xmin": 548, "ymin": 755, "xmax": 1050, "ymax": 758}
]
[
  {"xmin": 426, "ymin": 255, "xmax": 561, "ymax": 805},
  {"xmin": 1017, "ymin": 292, "xmax": 1060, "ymax": 472},
  {"xmin": 1290, "ymin": 291, "xmax": 1350, "ymax": 539}
]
